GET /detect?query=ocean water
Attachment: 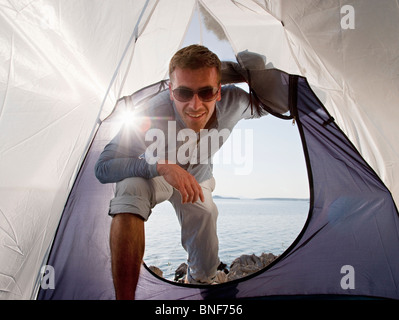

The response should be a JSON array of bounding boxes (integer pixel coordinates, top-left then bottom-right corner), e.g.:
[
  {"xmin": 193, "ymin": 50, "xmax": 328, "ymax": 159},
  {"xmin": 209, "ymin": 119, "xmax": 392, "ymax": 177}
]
[{"xmin": 143, "ymin": 198, "xmax": 309, "ymax": 280}]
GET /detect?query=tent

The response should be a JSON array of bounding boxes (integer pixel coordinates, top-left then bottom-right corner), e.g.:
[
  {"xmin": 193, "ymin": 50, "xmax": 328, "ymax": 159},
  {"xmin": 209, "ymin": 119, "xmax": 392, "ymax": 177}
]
[{"xmin": 1, "ymin": 0, "xmax": 399, "ymax": 300}]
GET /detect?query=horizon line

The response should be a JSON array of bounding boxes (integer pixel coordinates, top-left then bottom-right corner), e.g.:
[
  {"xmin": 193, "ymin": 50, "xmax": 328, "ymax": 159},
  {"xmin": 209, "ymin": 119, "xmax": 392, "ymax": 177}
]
[{"xmin": 213, "ymin": 195, "xmax": 309, "ymax": 201}]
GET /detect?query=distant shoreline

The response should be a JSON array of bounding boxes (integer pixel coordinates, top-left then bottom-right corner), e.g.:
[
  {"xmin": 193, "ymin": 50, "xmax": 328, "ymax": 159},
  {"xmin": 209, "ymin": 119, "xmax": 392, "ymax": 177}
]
[{"xmin": 213, "ymin": 195, "xmax": 309, "ymax": 201}]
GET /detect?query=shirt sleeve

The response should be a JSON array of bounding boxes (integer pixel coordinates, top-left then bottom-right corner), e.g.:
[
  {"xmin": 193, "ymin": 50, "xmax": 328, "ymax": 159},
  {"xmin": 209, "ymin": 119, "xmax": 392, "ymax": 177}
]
[
  {"xmin": 217, "ymin": 85, "xmax": 266, "ymax": 128},
  {"xmin": 94, "ymin": 120, "xmax": 159, "ymax": 184}
]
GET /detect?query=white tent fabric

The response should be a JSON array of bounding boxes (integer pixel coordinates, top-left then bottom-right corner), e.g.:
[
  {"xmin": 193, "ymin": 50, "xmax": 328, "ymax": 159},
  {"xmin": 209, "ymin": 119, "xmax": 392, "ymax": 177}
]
[
  {"xmin": 0, "ymin": 0, "xmax": 398, "ymax": 299},
  {"xmin": 0, "ymin": 0, "xmax": 193, "ymax": 299},
  {"xmin": 271, "ymin": 0, "xmax": 399, "ymax": 205}
]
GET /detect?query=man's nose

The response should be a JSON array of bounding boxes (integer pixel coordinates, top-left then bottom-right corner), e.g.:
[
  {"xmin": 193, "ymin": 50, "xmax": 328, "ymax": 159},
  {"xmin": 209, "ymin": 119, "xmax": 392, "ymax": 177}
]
[{"xmin": 190, "ymin": 93, "xmax": 202, "ymax": 110}]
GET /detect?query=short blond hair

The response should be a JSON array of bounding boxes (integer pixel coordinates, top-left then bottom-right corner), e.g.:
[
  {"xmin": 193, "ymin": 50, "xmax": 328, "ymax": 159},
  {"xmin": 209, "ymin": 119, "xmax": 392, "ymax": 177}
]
[{"xmin": 169, "ymin": 45, "xmax": 221, "ymax": 83}]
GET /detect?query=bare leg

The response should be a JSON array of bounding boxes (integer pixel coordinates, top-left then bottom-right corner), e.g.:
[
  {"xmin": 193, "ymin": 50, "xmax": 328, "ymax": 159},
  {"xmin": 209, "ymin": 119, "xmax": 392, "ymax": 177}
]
[{"xmin": 110, "ymin": 213, "xmax": 145, "ymax": 300}]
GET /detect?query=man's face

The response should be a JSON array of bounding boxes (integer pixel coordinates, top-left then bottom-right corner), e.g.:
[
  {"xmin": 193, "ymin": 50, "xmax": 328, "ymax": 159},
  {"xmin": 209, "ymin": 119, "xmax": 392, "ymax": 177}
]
[{"xmin": 169, "ymin": 67, "xmax": 221, "ymax": 132}]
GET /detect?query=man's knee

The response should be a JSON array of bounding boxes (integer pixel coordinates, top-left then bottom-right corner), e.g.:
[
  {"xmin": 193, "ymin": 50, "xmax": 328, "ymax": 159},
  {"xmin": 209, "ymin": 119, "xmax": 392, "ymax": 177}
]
[
  {"xmin": 112, "ymin": 212, "xmax": 145, "ymax": 224},
  {"xmin": 110, "ymin": 177, "xmax": 153, "ymax": 220},
  {"xmin": 116, "ymin": 177, "xmax": 152, "ymax": 198},
  {"xmin": 190, "ymin": 200, "xmax": 219, "ymax": 224}
]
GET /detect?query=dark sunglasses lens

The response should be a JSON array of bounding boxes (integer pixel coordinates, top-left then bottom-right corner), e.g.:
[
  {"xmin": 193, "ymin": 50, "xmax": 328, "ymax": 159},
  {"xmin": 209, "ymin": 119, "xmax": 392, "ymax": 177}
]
[
  {"xmin": 174, "ymin": 89, "xmax": 193, "ymax": 102},
  {"xmin": 198, "ymin": 88, "xmax": 218, "ymax": 101}
]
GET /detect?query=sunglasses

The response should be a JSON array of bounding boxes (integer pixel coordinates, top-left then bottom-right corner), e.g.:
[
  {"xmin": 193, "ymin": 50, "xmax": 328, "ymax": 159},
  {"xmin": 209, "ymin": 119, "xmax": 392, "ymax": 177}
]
[{"xmin": 172, "ymin": 86, "xmax": 219, "ymax": 102}]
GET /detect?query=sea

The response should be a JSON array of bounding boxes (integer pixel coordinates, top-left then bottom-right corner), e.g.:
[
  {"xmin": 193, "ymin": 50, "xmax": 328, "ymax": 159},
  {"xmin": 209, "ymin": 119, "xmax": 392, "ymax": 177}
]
[{"xmin": 143, "ymin": 197, "xmax": 309, "ymax": 281}]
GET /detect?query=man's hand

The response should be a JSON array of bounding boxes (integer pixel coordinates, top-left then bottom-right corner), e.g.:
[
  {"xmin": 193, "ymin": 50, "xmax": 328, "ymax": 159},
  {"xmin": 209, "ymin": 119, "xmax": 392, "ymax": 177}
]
[{"xmin": 157, "ymin": 162, "xmax": 205, "ymax": 204}]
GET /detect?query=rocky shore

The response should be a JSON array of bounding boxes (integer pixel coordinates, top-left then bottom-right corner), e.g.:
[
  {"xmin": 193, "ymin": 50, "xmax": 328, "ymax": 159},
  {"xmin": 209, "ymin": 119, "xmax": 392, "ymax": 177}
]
[{"xmin": 148, "ymin": 252, "xmax": 279, "ymax": 283}]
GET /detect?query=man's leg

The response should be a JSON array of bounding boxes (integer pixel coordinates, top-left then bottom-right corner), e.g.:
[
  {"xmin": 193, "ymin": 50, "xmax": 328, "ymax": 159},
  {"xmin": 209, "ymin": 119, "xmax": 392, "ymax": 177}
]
[
  {"xmin": 170, "ymin": 177, "xmax": 220, "ymax": 284},
  {"xmin": 110, "ymin": 213, "xmax": 144, "ymax": 300},
  {"xmin": 109, "ymin": 176, "xmax": 173, "ymax": 299}
]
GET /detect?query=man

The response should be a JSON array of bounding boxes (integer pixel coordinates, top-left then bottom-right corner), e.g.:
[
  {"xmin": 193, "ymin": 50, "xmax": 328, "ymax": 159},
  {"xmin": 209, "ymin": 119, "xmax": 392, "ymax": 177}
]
[{"xmin": 95, "ymin": 45, "xmax": 261, "ymax": 299}]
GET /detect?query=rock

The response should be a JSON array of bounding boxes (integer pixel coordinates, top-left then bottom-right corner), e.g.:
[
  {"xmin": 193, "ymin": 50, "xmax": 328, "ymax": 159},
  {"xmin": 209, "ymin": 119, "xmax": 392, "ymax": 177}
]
[
  {"xmin": 174, "ymin": 262, "xmax": 188, "ymax": 282},
  {"xmin": 173, "ymin": 261, "xmax": 230, "ymax": 283},
  {"xmin": 167, "ymin": 252, "xmax": 278, "ymax": 283},
  {"xmin": 217, "ymin": 261, "xmax": 229, "ymax": 274},
  {"xmin": 149, "ymin": 265, "xmax": 163, "ymax": 278},
  {"xmin": 213, "ymin": 270, "xmax": 228, "ymax": 284},
  {"xmin": 260, "ymin": 252, "xmax": 278, "ymax": 266},
  {"xmin": 227, "ymin": 253, "xmax": 278, "ymax": 281}
]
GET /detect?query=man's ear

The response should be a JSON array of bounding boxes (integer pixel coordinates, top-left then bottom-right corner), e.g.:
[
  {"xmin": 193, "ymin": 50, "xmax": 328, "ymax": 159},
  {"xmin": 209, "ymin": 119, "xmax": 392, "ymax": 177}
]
[
  {"xmin": 169, "ymin": 82, "xmax": 174, "ymax": 101},
  {"xmin": 216, "ymin": 84, "xmax": 222, "ymax": 101}
]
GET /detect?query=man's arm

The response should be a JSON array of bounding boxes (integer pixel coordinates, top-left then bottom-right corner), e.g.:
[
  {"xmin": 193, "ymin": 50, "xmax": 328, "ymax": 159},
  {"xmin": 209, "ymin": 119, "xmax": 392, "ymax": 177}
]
[
  {"xmin": 95, "ymin": 123, "xmax": 158, "ymax": 184},
  {"xmin": 157, "ymin": 161, "xmax": 204, "ymax": 204},
  {"xmin": 95, "ymin": 152, "xmax": 158, "ymax": 184}
]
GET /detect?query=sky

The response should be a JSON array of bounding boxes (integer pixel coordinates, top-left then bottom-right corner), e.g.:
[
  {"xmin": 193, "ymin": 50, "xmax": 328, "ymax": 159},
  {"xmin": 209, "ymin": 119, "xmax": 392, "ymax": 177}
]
[{"xmin": 179, "ymin": 7, "xmax": 309, "ymax": 199}]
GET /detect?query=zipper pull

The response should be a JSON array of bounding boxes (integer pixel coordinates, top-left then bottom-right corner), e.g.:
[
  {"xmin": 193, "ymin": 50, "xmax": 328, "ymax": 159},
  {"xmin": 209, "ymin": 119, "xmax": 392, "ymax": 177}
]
[{"xmin": 292, "ymin": 116, "xmax": 296, "ymax": 126}]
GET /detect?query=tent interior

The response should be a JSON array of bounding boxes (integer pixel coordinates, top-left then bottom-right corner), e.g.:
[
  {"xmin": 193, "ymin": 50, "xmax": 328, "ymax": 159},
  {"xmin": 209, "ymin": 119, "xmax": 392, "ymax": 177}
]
[{"xmin": 1, "ymin": 0, "xmax": 399, "ymax": 300}]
